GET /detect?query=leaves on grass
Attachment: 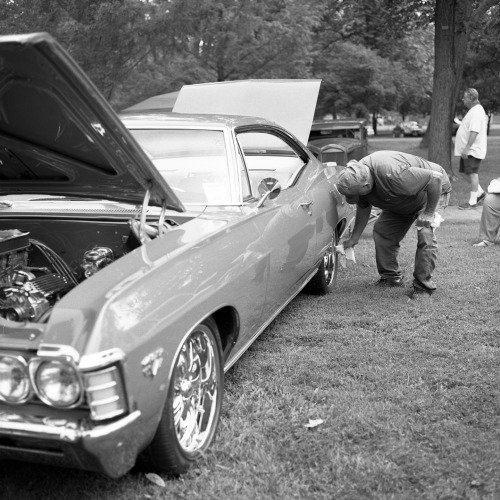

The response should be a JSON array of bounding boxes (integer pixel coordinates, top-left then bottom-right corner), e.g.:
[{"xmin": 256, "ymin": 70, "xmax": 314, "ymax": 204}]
[
  {"xmin": 304, "ymin": 418, "xmax": 324, "ymax": 428},
  {"xmin": 145, "ymin": 473, "xmax": 166, "ymax": 487}
]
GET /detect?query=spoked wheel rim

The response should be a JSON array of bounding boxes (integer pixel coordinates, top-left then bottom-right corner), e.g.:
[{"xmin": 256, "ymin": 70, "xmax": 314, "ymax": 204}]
[
  {"xmin": 323, "ymin": 235, "xmax": 336, "ymax": 285},
  {"xmin": 172, "ymin": 324, "xmax": 220, "ymax": 454}
]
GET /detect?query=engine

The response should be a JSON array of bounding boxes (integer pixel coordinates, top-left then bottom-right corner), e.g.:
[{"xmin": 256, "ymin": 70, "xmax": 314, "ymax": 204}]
[{"xmin": 0, "ymin": 229, "xmax": 115, "ymax": 323}]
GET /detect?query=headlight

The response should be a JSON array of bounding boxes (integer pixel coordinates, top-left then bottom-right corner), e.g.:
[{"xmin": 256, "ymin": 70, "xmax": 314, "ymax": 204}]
[
  {"xmin": 0, "ymin": 355, "xmax": 31, "ymax": 403},
  {"xmin": 34, "ymin": 360, "xmax": 82, "ymax": 407}
]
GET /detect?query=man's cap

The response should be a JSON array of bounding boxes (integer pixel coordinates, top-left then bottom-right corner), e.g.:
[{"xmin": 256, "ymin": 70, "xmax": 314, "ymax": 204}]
[{"xmin": 337, "ymin": 160, "xmax": 372, "ymax": 195}]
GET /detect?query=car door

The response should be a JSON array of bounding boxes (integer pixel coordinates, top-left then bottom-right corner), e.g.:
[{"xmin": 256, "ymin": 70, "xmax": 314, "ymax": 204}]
[{"xmin": 237, "ymin": 129, "xmax": 318, "ymax": 319}]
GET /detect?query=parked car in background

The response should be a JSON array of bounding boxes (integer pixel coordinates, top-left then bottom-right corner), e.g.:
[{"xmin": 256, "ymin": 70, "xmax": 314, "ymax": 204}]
[
  {"xmin": 308, "ymin": 119, "xmax": 368, "ymax": 166},
  {"xmin": 393, "ymin": 121, "xmax": 425, "ymax": 137},
  {"xmin": 0, "ymin": 33, "xmax": 354, "ymax": 478}
]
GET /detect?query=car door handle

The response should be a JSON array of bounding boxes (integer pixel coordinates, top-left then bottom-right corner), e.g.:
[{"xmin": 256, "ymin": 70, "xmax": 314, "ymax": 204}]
[{"xmin": 299, "ymin": 201, "xmax": 313, "ymax": 216}]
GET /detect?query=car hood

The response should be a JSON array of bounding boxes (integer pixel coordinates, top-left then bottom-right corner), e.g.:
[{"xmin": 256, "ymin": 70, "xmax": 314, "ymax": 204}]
[
  {"xmin": 0, "ymin": 33, "xmax": 183, "ymax": 211},
  {"xmin": 173, "ymin": 79, "xmax": 321, "ymax": 145}
]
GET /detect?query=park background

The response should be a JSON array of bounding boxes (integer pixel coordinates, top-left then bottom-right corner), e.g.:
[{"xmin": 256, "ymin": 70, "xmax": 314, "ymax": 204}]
[{"xmin": 2, "ymin": 0, "xmax": 500, "ymax": 175}]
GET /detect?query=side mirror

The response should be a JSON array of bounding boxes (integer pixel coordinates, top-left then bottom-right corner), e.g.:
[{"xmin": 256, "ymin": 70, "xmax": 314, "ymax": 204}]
[{"xmin": 256, "ymin": 177, "xmax": 281, "ymax": 208}]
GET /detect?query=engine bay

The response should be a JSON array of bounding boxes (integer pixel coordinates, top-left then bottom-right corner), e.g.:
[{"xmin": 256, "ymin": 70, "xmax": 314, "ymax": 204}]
[{"xmin": 0, "ymin": 219, "xmax": 138, "ymax": 324}]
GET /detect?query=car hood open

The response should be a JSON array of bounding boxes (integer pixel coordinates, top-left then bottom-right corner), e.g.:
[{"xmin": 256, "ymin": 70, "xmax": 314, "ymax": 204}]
[
  {"xmin": 173, "ymin": 79, "xmax": 321, "ymax": 145},
  {"xmin": 0, "ymin": 33, "xmax": 183, "ymax": 211}
]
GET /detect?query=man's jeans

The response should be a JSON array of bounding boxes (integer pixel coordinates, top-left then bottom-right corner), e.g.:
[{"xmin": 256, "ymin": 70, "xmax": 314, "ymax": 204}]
[{"xmin": 372, "ymin": 194, "xmax": 449, "ymax": 292}]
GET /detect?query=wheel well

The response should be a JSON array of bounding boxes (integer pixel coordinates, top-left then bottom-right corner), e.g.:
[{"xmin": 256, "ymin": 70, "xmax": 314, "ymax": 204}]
[
  {"xmin": 211, "ymin": 307, "xmax": 239, "ymax": 361},
  {"xmin": 336, "ymin": 217, "xmax": 347, "ymax": 238}
]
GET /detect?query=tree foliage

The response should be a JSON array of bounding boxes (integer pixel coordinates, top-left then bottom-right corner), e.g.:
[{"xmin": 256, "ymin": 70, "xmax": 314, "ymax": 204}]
[
  {"xmin": 426, "ymin": 0, "xmax": 500, "ymax": 174},
  {"xmin": 156, "ymin": 0, "xmax": 321, "ymax": 82},
  {"xmin": 1, "ymin": 0, "xmax": 500, "ymax": 168},
  {"xmin": 463, "ymin": 12, "xmax": 500, "ymax": 116}
]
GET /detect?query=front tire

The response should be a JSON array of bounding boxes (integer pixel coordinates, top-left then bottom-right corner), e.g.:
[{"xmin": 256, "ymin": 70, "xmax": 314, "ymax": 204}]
[
  {"xmin": 304, "ymin": 232, "xmax": 339, "ymax": 295},
  {"xmin": 142, "ymin": 317, "xmax": 223, "ymax": 475}
]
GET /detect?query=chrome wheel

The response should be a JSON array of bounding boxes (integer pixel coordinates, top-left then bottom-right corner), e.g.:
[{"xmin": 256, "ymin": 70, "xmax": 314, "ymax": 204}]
[
  {"xmin": 322, "ymin": 236, "xmax": 336, "ymax": 286},
  {"xmin": 173, "ymin": 325, "xmax": 219, "ymax": 453},
  {"xmin": 143, "ymin": 317, "xmax": 223, "ymax": 474},
  {"xmin": 304, "ymin": 232, "xmax": 338, "ymax": 295}
]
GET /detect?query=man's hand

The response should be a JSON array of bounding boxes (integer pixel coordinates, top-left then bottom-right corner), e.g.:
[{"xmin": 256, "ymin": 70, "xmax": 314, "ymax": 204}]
[
  {"xmin": 416, "ymin": 212, "xmax": 434, "ymax": 228},
  {"xmin": 342, "ymin": 237, "xmax": 358, "ymax": 249},
  {"xmin": 461, "ymin": 149, "xmax": 469, "ymax": 160}
]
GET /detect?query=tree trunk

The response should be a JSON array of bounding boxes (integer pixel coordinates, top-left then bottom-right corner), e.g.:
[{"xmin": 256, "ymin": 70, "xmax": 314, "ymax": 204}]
[{"xmin": 427, "ymin": 0, "xmax": 472, "ymax": 177}]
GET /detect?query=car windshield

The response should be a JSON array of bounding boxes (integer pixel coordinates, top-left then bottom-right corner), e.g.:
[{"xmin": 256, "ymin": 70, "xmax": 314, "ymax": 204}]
[{"xmin": 129, "ymin": 129, "xmax": 232, "ymax": 205}]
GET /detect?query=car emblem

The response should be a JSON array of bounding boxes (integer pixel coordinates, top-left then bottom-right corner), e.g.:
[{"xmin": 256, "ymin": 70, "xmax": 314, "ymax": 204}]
[{"xmin": 141, "ymin": 348, "xmax": 164, "ymax": 378}]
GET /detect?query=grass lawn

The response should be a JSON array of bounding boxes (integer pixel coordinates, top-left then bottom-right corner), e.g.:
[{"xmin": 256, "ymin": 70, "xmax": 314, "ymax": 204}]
[{"xmin": 1, "ymin": 137, "xmax": 499, "ymax": 500}]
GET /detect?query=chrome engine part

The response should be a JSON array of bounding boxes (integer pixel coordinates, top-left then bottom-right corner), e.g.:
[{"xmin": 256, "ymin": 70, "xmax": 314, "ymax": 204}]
[
  {"xmin": 0, "ymin": 231, "xmax": 81, "ymax": 322},
  {"xmin": 0, "ymin": 231, "xmax": 117, "ymax": 323},
  {"xmin": 0, "ymin": 271, "xmax": 72, "ymax": 322},
  {"xmin": 82, "ymin": 247, "xmax": 114, "ymax": 278}
]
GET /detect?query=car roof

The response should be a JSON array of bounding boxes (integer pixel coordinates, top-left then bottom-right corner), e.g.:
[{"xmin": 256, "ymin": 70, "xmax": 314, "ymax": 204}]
[{"xmin": 119, "ymin": 111, "xmax": 279, "ymax": 130}]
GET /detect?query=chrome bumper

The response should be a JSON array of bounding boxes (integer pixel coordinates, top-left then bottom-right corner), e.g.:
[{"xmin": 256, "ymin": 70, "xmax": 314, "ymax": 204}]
[{"xmin": 0, "ymin": 410, "xmax": 145, "ymax": 478}]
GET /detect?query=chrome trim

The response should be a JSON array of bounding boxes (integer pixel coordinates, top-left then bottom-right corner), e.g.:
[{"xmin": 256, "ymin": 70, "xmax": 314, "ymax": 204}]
[
  {"xmin": 0, "ymin": 354, "xmax": 33, "ymax": 404},
  {"xmin": 0, "ymin": 410, "xmax": 141, "ymax": 442},
  {"xmin": 79, "ymin": 348, "xmax": 126, "ymax": 371},
  {"xmin": 85, "ymin": 381, "xmax": 117, "ymax": 393},
  {"xmin": 91, "ymin": 395, "xmax": 120, "ymax": 407},
  {"xmin": 37, "ymin": 344, "xmax": 80, "ymax": 363}
]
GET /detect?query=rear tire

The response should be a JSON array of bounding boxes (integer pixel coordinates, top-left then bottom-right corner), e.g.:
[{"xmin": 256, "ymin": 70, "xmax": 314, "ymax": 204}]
[
  {"xmin": 304, "ymin": 232, "xmax": 339, "ymax": 295},
  {"xmin": 142, "ymin": 317, "xmax": 223, "ymax": 475}
]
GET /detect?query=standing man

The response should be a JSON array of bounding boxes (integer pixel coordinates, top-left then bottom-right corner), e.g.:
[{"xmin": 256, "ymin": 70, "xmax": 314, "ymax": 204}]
[
  {"xmin": 455, "ymin": 88, "xmax": 488, "ymax": 210},
  {"xmin": 338, "ymin": 151, "xmax": 451, "ymax": 299}
]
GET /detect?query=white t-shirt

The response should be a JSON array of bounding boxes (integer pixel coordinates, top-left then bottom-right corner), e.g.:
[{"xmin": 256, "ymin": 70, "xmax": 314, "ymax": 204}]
[{"xmin": 454, "ymin": 104, "xmax": 488, "ymax": 159}]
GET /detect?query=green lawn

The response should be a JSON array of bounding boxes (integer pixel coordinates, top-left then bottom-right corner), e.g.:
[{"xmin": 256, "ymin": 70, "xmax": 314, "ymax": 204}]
[{"xmin": 1, "ymin": 137, "xmax": 499, "ymax": 500}]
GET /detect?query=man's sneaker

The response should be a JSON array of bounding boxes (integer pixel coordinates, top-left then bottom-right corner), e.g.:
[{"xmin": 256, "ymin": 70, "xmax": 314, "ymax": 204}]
[
  {"xmin": 376, "ymin": 277, "xmax": 404, "ymax": 287},
  {"xmin": 477, "ymin": 192, "xmax": 486, "ymax": 204},
  {"xmin": 458, "ymin": 202, "xmax": 477, "ymax": 210},
  {"xmin": 409, "ymin": 286, "xmax": 433, "ymax": 300}
]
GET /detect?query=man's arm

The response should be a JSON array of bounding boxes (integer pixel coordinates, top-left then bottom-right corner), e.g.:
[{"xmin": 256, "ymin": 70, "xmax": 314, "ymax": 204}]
[
  {"xmin": 416, "ymin": 174, "xmax": 443, "ymax": 226},
  {"xmin": 461, "ymin": 131, "xmax": 478, "ymax": 159},
  {"xmin": 343, "ymin": 204, "xmax": 372, "ymax": 248}
]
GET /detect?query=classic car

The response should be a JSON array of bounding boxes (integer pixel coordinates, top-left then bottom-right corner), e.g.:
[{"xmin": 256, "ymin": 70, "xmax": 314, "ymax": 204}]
[
  {"xmin": 307, "ymin": 119, "xmax": 368, "ymax": 166},
  {"xmin": 0, "ymin": 33, "xmax": 354, "ymax": 478},
  {"xmin": 393, "ymin": 121, "xmax": 425, "ymax": 137}
]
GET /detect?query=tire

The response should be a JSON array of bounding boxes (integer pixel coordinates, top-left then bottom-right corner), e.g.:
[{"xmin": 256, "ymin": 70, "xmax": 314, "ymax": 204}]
[
  {"xmin": 304, "ymin": 232, "xmax": 339, "ymax": 295},
  {"xmin": 142, "ymin": 317, "xmax": 223, "ymax": 475}
]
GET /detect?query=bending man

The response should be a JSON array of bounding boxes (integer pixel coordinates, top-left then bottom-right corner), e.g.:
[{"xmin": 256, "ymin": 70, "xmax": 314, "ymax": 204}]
[{"xmin": 338, "ymin": 151, "xmax": 451, "ymax": 298}]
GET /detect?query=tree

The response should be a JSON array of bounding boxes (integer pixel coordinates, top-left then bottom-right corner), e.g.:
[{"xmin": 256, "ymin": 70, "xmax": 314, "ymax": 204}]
[
  {"xmin": 313, "ymin": 41, "xmax": 398, "ymax": 121},
  {"xmin": 462, "ymin": 16, "xmax": 500, "ymax": 119},
  {"xmin": 426, "ymin": 0, "xmax": 500, "ymax": 175},
  {"xmin": 0, "ymin": 0, "xmax": 167, "ymax": 109},
  {"xmin": 312, "ymin": 0, "xmax": 434, "ymax": 127},
  {"xmin": 156, "ymin": 0, "xmax": 321, "ymax": 83}
]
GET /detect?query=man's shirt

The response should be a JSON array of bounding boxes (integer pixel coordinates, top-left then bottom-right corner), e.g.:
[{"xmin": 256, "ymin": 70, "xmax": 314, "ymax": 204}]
[
  {"xmin": 454, "ymin": 104, "xmax": 488, "ymax": 159},
  {"xmin": 357, "ymin": 151, "xmax": 451, "ymax": 215}
]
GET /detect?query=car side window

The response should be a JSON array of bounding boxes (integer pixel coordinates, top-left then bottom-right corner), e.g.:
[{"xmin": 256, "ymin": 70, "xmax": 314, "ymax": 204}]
[{"xmin": 236, "ymin": 131, "xmax": 306, "ymax": 194}]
